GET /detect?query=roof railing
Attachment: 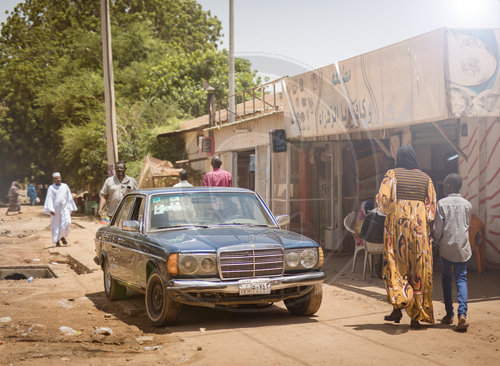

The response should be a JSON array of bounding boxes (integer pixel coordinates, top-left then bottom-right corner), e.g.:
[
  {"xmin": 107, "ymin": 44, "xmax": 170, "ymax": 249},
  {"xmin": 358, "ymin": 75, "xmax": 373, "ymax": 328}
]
[{"xmin": 210, "ymin": 77, "xmax": 286, "ymax": 127}]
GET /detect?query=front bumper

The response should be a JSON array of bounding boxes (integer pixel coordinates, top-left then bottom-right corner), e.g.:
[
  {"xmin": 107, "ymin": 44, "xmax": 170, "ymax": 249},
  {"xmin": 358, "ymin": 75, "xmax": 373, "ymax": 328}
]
[{"xmin": 167, "ymin": 271, "xmax": 325, "ymax": 308}]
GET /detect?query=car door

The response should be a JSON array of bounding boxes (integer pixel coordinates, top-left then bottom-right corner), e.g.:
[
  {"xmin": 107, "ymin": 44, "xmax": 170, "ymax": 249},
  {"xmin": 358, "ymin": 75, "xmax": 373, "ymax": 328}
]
[
  {"xmin": 119, "ymin": 196, "xmax": 147, "ymax": 287},
  {"xmin": 107, "ymin": 196, "xmax": 135, "ymax": 282}
]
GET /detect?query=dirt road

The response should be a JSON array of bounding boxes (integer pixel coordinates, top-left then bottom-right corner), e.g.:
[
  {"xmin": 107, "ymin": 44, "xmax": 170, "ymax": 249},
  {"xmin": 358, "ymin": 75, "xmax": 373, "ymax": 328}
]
[{"xmin": 1, "ymin": 206, "xmax": 499, "ymax": 365}]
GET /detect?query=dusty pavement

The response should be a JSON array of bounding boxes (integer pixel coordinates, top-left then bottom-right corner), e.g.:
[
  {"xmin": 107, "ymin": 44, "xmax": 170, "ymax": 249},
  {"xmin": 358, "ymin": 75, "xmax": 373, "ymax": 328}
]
[{"xmin": 0, "ymin": 206, "xmax": 499, "ymax": 366}]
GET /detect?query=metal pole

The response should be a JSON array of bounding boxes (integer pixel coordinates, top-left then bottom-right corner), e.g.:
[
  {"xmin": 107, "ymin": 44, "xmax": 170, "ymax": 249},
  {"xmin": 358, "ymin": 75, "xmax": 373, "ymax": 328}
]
[
  {"xmin": 285, "ymin": 143, "xmax": 290, "ymax": 218},
  {"xmin": 266, "ymin": 132, "xmax": 272, "ymax": 208},
  {"xmin": 100, "ymin": 0, "xmax": 118, "ymax": 176},
  {"xmin": 336, "ymin": 142, "xmax": 343, "ymax": 246},
  {"xmin": 228, "ymin": 0, "xmax": 235, "ymax": 123}
]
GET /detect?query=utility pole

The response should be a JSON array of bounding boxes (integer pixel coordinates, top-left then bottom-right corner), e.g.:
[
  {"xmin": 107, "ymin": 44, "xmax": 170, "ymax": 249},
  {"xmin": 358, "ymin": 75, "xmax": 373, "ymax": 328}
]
[
  {"xmin": 228, "ymin": 0, "xmax": 235, "ymax": 123},
  {"xmin": 100, "ymin": 0, "xmax": 118, "ymax": 176}
]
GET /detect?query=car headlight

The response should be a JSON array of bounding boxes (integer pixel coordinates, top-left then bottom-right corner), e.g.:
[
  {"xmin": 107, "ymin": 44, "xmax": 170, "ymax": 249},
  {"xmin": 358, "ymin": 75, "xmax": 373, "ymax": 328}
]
[
  {"xmin": 286, "ymin": 251, "xmax": 300, "ymax": 268},
  {"xmin": 178, "ymin": 254, "xmax": 217, "ymax": 275},
  {"xmin": 285, "ymin": 248, "xmax": 319, "ymax": 270},
  {"xmin": 300, "ymin": 249, "xmax": 318, "ymax": 268},
  {"xmin": 179, "ymin": 255, "xmax": 199, "ymax": 275},
  {"xmin": 200, "ymin": 257, "xmax": 216, "ymax": 272}
]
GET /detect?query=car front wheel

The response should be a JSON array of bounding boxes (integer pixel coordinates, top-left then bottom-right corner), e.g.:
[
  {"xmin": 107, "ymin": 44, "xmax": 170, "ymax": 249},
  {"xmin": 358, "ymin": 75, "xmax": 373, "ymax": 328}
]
[
  {"xmin": 145, "ymin": 269, "xmax": 182, "ymax": 326},
  {"xmin": 103, "ymin": 258, "xmax": 127, "ymax": 300},
  {"xmin": 284, "ymin": 284, "xmax": 323, "ymax": 316}
]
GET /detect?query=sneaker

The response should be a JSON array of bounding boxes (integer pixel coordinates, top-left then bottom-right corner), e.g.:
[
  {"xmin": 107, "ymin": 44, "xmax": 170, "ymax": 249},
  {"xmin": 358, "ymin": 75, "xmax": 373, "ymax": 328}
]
[
  {"xmin": 61, "ymin": 237, "xmax": 68, "ymax": 245},
  {"xmin": 440, "ymin": 315, "xmax": 453, "ymax": 325},
  {"xmin": 456, "ymin": 315, "xmax": 469, "ymax": 332}
]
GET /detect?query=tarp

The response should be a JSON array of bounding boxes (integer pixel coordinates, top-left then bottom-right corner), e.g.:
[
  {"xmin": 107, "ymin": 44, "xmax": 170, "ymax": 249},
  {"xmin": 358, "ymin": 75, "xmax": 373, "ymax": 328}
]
[
  {"xmin": 285, "ymin": 28, "xmax": 447, "ymax": 138},
  {"xmin": 137, "ymin": 155, "xmax": 181, "ymax": 189}
]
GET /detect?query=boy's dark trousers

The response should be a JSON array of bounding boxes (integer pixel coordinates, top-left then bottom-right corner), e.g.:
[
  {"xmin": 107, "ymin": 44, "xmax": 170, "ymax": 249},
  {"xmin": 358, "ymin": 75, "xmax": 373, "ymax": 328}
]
[{"xmin": 441, "ymin": 257, "xmax": 468, "ymax": 318}]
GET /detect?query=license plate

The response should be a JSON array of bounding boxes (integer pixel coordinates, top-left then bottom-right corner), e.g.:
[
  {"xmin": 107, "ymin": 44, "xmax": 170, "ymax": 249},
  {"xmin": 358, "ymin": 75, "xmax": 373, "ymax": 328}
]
[{"xmin": 238, "ymin": 279, "xmax": 271, "ymax": 295}]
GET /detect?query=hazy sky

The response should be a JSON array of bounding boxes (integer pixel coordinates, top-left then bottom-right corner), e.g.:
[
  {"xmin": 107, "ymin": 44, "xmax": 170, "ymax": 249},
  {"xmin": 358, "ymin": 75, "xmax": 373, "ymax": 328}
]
[{"xmin": 1, "ymin": 0, "xmax": 500, "ymax": 77}]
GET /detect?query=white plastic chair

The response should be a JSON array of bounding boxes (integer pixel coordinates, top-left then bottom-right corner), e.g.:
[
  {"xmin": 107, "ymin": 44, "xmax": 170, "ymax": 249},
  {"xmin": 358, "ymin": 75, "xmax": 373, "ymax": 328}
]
[
  {"xmin": 363, "ymin": 241, "xmax": 384, "ymax": 280},
  {"xmin": 343, "ymin": 212, "xmax": 365, "ymax": 272}
]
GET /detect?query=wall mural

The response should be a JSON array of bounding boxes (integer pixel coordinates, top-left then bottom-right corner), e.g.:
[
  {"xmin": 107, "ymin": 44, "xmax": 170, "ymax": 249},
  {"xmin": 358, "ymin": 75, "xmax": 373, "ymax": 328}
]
[{"xmin": 448, "ymin": 29, "xmax": 500, "ymax": 117}]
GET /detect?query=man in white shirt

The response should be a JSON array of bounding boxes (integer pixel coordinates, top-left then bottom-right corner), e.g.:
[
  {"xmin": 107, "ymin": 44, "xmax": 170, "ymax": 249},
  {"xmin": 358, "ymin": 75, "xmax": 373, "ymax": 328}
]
[
  {"xmin": 43, "ymin": 172, "xmax": 77, "ymax": 247},
  {"xmin": 173, "ymin": 169, "xmax": 193, "ymax": 188}
]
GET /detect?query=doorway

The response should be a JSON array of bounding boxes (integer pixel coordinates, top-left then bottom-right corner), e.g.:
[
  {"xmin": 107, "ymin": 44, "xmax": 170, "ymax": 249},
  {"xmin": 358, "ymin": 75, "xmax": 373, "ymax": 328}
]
[{"xmin": 237, "ymin": 150, "xmax": 255, "ymax": 191}]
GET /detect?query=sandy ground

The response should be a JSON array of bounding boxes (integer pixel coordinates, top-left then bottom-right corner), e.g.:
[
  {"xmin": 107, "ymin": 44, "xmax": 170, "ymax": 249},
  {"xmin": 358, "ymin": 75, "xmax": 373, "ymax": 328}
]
[{"xmin": 0, "ymin": 205, "xmax": 499, "ymax": 365}]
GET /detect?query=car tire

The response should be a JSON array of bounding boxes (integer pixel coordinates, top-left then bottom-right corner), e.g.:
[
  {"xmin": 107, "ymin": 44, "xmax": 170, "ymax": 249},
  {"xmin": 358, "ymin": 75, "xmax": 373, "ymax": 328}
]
[
  {"xmin": 145, "ymin": 269, "xmax": 182, "ymax": 326},
  {"xmin": 103, "ymin": 258, "xmax": 127, "ymax": 301},
  {"xmin": 284, "ymin": 283, "xmax": 323, "ymax": 316}
]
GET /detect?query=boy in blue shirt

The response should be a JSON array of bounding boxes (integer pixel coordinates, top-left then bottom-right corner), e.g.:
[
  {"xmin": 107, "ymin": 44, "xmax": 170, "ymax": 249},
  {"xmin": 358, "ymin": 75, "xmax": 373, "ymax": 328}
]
[{"xmin": 434, "ymin": 173, "xmax": 472, "ymax": 332}]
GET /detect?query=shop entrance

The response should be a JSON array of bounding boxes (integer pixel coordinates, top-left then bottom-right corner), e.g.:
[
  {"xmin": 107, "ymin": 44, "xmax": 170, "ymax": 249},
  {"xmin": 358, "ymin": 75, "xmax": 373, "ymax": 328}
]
[
  {"xmin": 412, "ymin": 121, "xmax": 460, "ymax": 200},
  {"xmin": 236, "ymin": 150, "xmax": 255, "ymax": 191}
]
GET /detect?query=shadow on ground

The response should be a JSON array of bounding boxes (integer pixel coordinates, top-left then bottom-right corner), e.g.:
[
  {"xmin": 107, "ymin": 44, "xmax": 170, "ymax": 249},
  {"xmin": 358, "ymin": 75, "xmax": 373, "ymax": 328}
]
[
  {"xmin": 86, "ymin": 290, "xmax": 319, "ymax": 335},
  {"xmin": 322, "ymin": 249, "xmax": 500, "ymax": 303}
]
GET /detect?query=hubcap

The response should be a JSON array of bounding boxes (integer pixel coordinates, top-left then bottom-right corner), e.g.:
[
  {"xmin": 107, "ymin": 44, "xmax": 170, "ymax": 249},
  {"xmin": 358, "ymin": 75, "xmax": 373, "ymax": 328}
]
[
  {"xmin": 152, "ymin": 282, "xmax": 163, "ymax": 312},
  {"xmin": 148, "ymin": 277, "xmax": 164, "ymax": 318}
]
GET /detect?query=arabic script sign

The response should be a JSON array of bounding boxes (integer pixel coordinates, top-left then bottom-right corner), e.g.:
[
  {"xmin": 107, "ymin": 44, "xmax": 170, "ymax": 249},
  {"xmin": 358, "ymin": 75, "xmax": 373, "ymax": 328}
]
[{"xmin": 286, "ymin": 28, "xmax": 449, "ymax": 138}]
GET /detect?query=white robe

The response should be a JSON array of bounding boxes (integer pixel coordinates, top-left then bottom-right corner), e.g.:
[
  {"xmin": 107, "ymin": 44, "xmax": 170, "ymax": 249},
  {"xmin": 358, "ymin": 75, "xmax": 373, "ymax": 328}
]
[{"xmin": 43, "ymin": 183, "xmax": 77, "ymax": 243}]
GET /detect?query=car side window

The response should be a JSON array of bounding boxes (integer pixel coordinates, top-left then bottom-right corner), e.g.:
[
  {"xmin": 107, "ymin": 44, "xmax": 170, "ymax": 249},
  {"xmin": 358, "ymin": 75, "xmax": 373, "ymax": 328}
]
[
  {"xmin": 112, "ymin": 196, "xmax": 135, "ymax": 228},
  {"xmin": 130, "ymin": 197, "xmax": 144, "ymax": 222}
]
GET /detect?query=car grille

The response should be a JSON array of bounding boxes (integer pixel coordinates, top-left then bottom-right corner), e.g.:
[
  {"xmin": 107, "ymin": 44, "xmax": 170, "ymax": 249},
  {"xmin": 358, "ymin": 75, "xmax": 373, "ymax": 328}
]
[{"xmin": 219, "ymin": 246, "xmax": 284, "ymax": 280}]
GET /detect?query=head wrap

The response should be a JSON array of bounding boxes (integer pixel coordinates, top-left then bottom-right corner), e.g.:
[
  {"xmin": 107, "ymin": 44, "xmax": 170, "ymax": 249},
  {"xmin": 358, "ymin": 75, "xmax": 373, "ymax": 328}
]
[
  {"xmin": 52, "ymin": 172, "xmax": 61, "ymax": 178},
  {"xmin": 396, "ymin": 146, "xmax": 419, "ymax": 170}
]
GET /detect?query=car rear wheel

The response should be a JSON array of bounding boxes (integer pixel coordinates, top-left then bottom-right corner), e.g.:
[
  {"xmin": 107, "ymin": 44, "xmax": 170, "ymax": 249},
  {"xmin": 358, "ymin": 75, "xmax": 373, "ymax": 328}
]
[
  {"xmin": 103, "ymin": 258, "xmax": 127, "ymax": 301},
  {"xmin": 284, "ymin": 284, "xmax": 323, "ymax": 316},
  {"xmin": 145, "ymin": 269, "xmax": 182, "ymax": 326}
]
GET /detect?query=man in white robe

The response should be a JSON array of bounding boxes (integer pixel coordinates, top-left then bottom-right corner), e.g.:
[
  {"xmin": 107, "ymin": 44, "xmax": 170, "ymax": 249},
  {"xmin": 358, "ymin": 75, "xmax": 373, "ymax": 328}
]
[{"xmin": 44, "ymin": 172, "xmax": 77, "ymax": 247}]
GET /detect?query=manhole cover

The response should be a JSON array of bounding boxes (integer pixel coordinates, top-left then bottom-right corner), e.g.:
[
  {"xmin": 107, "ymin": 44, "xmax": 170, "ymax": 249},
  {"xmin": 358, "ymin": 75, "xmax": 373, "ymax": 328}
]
[{"xmin": 0, "ymin": 266, "xmax": 57, "ymax": 280}]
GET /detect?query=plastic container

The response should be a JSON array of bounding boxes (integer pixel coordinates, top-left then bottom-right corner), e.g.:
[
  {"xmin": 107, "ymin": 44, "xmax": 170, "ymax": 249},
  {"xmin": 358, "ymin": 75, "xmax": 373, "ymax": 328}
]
[{"xmin": 59, "ymin": 326, "xmax": 81, "ymax": 336}]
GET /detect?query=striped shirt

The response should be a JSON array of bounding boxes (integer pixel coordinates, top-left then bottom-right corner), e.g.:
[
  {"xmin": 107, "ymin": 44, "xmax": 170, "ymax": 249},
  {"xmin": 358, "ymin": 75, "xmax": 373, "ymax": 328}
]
[{"xmin": 393, "ymin": 168, "xmax": 429, "ymax": 202}]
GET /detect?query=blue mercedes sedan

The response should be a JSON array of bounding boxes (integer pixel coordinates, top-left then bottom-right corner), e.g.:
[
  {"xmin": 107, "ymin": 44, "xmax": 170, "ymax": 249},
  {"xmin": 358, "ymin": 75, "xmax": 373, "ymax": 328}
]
[{"xmin": 94, "ymin": 187, "xmax": 325, "ymax": 326}]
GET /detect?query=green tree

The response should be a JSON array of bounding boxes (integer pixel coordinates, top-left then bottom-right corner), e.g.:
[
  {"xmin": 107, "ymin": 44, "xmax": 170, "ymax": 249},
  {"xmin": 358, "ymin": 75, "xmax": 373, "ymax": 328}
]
[
  {"xmin": 0, "ymin": 0, "xmax": 257, "ymax": 195},
  {"xmin": 145, "ymin": 47, "xmax": 257, "ymax": 118}
]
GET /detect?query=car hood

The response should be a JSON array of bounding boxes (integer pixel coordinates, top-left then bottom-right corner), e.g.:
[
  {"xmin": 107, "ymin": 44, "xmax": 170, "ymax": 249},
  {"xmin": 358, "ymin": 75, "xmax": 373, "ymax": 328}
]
[{"xmin": 147, "ymin": 226, "xmax": 317, "ymax": 253}]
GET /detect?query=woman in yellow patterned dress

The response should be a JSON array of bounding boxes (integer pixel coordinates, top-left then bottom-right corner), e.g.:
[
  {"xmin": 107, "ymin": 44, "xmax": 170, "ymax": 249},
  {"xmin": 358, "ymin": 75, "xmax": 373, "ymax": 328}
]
[{"xmin": 376, "ymin": 146, "xmax": 436, "ymax": 329}]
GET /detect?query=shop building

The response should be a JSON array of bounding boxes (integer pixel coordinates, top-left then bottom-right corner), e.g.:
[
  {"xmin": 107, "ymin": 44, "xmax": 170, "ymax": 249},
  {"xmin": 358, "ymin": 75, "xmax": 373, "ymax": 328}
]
[{"xmin": 161, "ymin": 28, "xmax": 500, "ymax": 269}]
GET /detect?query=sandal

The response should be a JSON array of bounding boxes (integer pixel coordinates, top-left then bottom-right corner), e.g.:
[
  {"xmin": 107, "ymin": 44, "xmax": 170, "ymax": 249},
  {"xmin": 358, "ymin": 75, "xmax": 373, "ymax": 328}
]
[
  {"xmin": 410, "ymin": 319, "xmax": 424, "ymax": 329},
  {"xmin": 384, "ymin": 309, "xmax": 402, "ymax": 323},
  {"xmin": 440, "ymin": 315, "xmax": 453, "ymax": 325},
  {"xmin": 456, "ymin": 315, "xmax": 469, "ymax": 332}
]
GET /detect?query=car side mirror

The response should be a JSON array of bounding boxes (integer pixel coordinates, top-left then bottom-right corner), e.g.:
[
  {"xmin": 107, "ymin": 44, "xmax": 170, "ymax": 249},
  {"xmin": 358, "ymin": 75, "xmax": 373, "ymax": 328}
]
[
  {"xmin": 275, "ymin": 215, "xmax": 290, "ymax": 227},
  {"xmin": 123, "ymin": 220, "xmax": 140, "ymax": 232}
]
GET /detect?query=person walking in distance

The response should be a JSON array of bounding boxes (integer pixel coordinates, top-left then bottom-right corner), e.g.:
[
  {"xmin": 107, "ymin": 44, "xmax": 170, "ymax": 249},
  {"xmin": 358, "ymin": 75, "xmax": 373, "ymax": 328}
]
[
  {"xmin": 174, "ymin": 169, "xmax": 193, "ymax": 187},
  {"xmin": 98, "ymin": 161, "xmax": 137, "ymax": 218},
  {"xmin": 27, "ymin": 183, "xmax": 38, "ymax": 206},
  {"xmin": 6, "ymin": 181, "xmax": 22, "ymax": 215},
  {"xmin": 43, "ymin": 172, "xmax": 77, "ymax": 247},
  {"xmin": 203, "ymin": 156, "xmax": 232, "ymax": 187},
  {"xmin": 434, "ymin": 173, "xmax": 472, "ymax": 332}
]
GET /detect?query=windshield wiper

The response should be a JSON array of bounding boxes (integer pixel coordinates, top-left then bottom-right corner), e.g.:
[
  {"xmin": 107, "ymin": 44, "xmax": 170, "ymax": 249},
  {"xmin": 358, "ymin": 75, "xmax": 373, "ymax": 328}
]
[
  {"xmin": 154, "ymin": 224, "xmax": 209, "ymax": 230},
  {"xmin": 217, "ymin": 223, "xmax": 271, "ymax": 227}
]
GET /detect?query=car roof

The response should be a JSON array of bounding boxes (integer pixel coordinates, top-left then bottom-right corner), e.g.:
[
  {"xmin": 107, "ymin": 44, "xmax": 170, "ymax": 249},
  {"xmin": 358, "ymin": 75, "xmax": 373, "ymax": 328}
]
[{"xmin": 127, "ymin": 186, "xmax": 256, "ymax": 196}]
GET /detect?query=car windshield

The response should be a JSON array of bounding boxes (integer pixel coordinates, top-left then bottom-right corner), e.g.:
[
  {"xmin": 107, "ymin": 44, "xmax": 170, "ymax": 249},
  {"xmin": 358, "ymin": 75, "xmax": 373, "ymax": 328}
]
[{"xmin": 148, "ymin": 191, "xmax": 276, "ymax": 231}]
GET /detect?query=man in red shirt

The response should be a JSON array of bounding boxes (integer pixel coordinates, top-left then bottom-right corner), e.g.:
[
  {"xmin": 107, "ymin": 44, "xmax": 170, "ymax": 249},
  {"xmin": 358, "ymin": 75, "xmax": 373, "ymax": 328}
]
[{"xmin": 203, "ymin": 156, "xmax": 233, "ymax": 187}]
